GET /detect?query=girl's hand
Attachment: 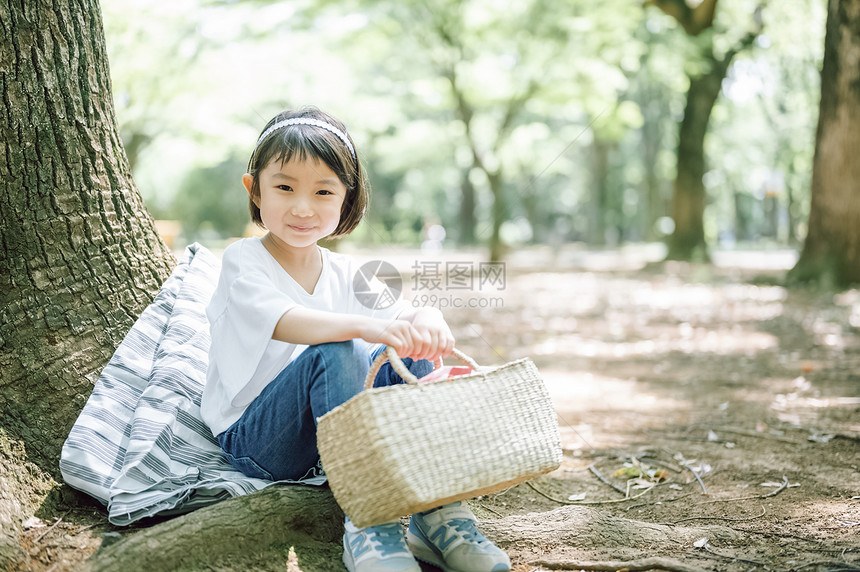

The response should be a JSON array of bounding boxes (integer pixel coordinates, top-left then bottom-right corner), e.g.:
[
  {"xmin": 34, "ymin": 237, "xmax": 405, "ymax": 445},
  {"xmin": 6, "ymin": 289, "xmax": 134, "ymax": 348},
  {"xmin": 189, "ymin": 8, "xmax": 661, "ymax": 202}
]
[
  {"xmin": 358, "ymin": 308, "xmax": 454, "ymax": 362},
  {"xmin": 405, "ymin": 307, "xmax": 454, "ymax": 361},
  {"xmin": 357, "ymin": 318, "xmax": 424, "ymax": 358}
]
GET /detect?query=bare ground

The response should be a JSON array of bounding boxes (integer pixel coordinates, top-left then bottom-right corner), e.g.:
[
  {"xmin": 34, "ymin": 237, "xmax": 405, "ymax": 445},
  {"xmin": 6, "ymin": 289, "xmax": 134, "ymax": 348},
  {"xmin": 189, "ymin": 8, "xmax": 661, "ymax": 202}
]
[{"xmin": 12, "ymin": 245, "xmax": 860, "ymax": 571}]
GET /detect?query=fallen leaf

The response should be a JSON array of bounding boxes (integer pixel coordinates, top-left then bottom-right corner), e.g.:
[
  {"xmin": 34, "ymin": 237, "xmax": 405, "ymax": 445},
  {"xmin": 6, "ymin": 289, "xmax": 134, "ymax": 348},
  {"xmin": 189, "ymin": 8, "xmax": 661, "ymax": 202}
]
[
  {"xmin": 690, "ymin": 462, "xmax": 713, "ymax": 477},
  {"xmin": 669, "ymin": 484, "xmax": 684, "ymax": 490},
  {"xmin": 630, "ymin": 478, "xmax": 656, "ymax": 490},
  {"xmin": 613, "ymin": 466, "xmax": 642, "ymax": 478},
  {"xmin": 808, "ymin": 434, "xmax": 834, "ymax": 443},
  {"xmin": 707, "ymin": 430, "xmax": 719, "ymax": 441},
  {"xmin": 693, "ymin": 537, "xmax": 709, "ymax": 548},
  {"xmin": 567, "ymin": 493, "xmax": 587, "ymax": 501},
  {"xmin": 23, "ymin": 517, "xmax": 45, "ymax": 529}
]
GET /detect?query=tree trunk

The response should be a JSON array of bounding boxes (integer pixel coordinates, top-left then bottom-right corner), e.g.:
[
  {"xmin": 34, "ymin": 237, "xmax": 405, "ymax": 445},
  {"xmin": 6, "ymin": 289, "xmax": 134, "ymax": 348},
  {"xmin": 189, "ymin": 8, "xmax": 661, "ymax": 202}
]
[
  {"xmin": 734, "ymin": 190, "xmax": 753, "ymax": 242},
  {"xmin": 788, "ymin": 0, "xmax": 860, "ymax": 287},
  {"xmin": 589, "ymin": 138, "xmax": 611, "ymax": 246},
  {"xmin": 0, "ymin": 0, "xmax": 175, "ymax": 480},
  {"xmin": 458, "ymin": 167, "xmax": 476, "ymax": 245},
  {"xmin": 487, "ymin": 170, "xmax": 506, "ymax": 262},
  {"xmin": 665, "ymin": 46, "xmax": 730, "ymax": 261},
  {"xmin": 785, "ymin": 160, "xmax": 799, "ymax": 246}
]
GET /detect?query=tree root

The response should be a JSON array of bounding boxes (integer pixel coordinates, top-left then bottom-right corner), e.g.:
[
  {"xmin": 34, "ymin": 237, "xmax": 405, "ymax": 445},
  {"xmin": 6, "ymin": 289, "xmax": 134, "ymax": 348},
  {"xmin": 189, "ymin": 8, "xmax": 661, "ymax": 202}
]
[
  {"xmin": 480, "ymin": 503, "xmax": 742, "ymax": 547},
  {"xmin": 80, "ymin": 485, "xmax": 342, "ymax": 572},
  {"xmin": 79, "ymin": 488, "xmax": 745, "ymax": 571},
  {"xmin": 531, "ymin": 556, "xmax": 708, "ymax": 572}
]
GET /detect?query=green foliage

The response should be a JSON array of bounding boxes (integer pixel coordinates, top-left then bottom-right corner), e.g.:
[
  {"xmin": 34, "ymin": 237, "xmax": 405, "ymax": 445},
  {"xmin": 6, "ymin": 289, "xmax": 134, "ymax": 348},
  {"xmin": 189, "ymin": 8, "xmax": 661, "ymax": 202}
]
[
  {"xmin": 704, "ymin": 0, "xmax": 824, "ymax": 247},
  {"xmin": 171, "ymin": 156, "xmax": 251, "ymax": 241},
  {"xmin": 100, "ymin": 0, "xmax": 827, "ymax": 254}
]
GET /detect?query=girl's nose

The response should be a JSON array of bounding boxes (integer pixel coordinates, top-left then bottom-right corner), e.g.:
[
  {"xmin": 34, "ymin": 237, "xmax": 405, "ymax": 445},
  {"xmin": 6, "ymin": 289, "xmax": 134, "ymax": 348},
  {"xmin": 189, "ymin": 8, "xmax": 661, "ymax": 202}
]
[{"xmin": 290, "ymin": 198, "xmax": 313, "ymax": 216}]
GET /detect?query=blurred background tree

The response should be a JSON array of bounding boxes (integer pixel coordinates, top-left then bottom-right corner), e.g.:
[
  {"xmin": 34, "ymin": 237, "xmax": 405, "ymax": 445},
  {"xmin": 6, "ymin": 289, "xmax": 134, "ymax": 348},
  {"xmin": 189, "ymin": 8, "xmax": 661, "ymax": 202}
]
[
  {"xmin": 787, "ymin": 0, "xmax": 860, "ymax": 287},
  {"xmin": 171, "ymin": 155, "xmax": 252, "ymax": 243},
  {"xmin": 100, "ymin": 0, "xmax": 829, "ymax": 268},
  {"xmin": 647, "ymin": 0, "xmax": 763, "ymax": 262}
]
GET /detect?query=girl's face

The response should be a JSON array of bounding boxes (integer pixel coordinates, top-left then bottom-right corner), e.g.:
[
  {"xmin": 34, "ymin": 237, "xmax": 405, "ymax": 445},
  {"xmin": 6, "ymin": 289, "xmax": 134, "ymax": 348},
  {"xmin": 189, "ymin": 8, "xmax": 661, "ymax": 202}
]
[{"xmin": 245, "ymin": 156, "xmax": 346, "ymax": 251}]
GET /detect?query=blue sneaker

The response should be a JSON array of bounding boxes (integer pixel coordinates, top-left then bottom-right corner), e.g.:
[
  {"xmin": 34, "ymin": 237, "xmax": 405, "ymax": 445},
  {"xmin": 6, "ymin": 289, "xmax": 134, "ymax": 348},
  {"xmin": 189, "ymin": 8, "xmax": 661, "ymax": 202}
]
[
  {"xmin": 342, "ymin": 517, "xmax": 421, "ymax": 572},
  {"xmin": 407, "ymin": 502, "xmax": 511, "ymax": 572}
]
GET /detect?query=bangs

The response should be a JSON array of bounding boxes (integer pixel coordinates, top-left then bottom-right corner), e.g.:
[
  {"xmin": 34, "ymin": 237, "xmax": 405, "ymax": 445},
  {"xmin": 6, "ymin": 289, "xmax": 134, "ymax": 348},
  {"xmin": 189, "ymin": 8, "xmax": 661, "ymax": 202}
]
[{"xmin": 254, "ymin": 126, "xmax": 351, "ymax": 187}]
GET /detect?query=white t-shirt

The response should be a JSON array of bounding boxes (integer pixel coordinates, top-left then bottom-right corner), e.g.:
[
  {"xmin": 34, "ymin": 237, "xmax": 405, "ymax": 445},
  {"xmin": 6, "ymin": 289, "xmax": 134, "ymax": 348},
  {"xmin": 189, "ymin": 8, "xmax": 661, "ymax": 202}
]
[{"xmin": 201, "ymin": 237, "xmax": 407, "ymax": 435}]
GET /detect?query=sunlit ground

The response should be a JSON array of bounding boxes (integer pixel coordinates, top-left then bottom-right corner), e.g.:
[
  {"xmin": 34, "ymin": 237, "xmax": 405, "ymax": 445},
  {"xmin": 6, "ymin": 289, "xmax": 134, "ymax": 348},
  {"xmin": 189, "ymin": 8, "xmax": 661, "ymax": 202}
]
[{"xmin": 404, "ymin": 243, "xmax": 858, "ymax": 565}]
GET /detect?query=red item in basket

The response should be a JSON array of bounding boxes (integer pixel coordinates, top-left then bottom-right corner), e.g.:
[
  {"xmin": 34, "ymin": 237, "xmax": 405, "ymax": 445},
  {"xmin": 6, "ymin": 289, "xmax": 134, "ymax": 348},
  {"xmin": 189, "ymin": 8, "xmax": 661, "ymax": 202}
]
[{"xmin": 417, "ymin": 366, "xmax": 473, "ymax": 383}]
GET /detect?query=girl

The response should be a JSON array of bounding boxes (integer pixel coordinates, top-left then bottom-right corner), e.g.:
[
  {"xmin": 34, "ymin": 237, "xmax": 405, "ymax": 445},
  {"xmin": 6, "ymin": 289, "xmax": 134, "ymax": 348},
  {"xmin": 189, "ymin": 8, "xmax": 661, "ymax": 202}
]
[{"xmin": 201, "ymin": 107, "xmax": 510, "ymax": 572}]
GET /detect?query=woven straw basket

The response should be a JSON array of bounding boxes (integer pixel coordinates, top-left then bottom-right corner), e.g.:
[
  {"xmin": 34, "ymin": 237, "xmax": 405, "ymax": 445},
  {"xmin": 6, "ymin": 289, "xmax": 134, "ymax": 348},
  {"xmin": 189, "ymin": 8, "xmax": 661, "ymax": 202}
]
[{"xmin": 317, "ymin": 347, "xmax": 562, "ymax": 527}]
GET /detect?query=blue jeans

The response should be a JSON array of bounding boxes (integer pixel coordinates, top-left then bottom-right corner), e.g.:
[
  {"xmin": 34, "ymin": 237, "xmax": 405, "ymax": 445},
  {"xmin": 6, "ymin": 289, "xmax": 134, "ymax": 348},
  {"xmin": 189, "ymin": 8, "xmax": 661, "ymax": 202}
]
[{"xmin": 217, "ymin": 340, "xmax": 433, "ymax": 482}]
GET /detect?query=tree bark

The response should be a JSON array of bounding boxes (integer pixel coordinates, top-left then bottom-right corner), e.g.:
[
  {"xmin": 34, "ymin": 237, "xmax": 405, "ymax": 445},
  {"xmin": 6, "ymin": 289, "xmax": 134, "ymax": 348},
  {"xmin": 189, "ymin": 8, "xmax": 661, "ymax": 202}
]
[
  {"xmin": 0, "ymin": 0, "xmax": 174, "ymax": 475},
  {"xmin": 788, "ymin": 0, "xmax": 860, "ymax": 287}
]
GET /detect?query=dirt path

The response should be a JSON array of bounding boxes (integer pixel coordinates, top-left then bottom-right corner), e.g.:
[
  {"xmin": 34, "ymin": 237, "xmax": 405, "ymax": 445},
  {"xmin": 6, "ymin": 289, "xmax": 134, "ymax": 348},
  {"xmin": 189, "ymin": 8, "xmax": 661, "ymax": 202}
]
[
  {"xmin": 442, "ymin": 249, "xmax": 860, "ymax": 571},
  {"xmin": 15, "ymin": 247, "xmax": 860, "ymax": 571}
]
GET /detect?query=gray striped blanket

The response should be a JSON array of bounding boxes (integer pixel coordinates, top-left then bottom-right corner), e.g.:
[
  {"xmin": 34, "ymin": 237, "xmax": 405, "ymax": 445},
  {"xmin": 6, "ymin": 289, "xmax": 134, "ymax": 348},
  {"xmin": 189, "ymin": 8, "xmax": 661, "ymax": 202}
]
[{"xmin": 59, "ymin": 243, "xmax": 325, "ymax": 526}]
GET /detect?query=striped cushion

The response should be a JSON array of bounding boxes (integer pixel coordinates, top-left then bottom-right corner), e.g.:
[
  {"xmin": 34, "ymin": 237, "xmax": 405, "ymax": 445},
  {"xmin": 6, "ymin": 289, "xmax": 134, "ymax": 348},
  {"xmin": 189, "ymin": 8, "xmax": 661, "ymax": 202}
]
[{"xmin": 59, "ymin": 243, "xmax": 324, "ymax": 526}]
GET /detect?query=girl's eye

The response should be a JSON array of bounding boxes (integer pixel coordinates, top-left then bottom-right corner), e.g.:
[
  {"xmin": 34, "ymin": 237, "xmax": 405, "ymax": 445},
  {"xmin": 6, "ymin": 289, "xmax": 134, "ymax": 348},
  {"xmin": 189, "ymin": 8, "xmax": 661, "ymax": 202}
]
[
  {"xmin": 277, "ymin": 185, "xmax": 293, "ymax": 192},
  {"xmin": 317, "ymin": 190, "xmax": 334, "ymax": 196}
]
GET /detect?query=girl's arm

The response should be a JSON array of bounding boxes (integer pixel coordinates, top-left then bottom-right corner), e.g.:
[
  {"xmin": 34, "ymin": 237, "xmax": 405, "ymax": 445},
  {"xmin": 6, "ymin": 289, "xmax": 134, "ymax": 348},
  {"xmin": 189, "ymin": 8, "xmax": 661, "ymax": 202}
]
[{"xmin": 271, "ymin": 305, "xmax": 454, "ymax": 361}]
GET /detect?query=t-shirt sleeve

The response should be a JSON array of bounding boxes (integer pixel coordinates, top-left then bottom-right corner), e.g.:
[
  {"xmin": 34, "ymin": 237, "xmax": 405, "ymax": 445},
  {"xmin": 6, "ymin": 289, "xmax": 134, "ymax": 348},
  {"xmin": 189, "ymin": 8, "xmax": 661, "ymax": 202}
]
[{"xmin": 207, "ymin": 260, "xmax": 296, "ymax": 408}]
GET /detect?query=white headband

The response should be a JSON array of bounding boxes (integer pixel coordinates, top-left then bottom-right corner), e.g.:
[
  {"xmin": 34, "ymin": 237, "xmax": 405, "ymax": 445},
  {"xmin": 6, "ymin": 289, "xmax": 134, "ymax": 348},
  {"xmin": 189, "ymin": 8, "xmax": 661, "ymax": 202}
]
[{"xmin": 255, "ymin": 117, "xmax": 357, "ymax": 161}]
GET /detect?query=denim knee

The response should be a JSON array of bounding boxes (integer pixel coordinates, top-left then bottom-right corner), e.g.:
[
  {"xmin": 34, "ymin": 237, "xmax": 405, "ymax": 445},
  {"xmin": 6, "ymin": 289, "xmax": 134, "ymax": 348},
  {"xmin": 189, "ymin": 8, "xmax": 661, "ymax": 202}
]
[
  {"xmin": 306, "ymin": 340, "xmax": 370, "ymax": 394},
  {"xmin": 307, "ymin": 340, "xmax": 367, "ymax": 372}
]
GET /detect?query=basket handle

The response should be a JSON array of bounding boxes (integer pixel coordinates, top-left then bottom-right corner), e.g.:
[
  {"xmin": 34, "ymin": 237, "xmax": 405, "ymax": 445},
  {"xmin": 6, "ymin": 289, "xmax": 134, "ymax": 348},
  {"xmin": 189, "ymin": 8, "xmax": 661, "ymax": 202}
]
[{"xmin": 364, "ymin": 347, "xmax": 480, "ymax": 390}]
